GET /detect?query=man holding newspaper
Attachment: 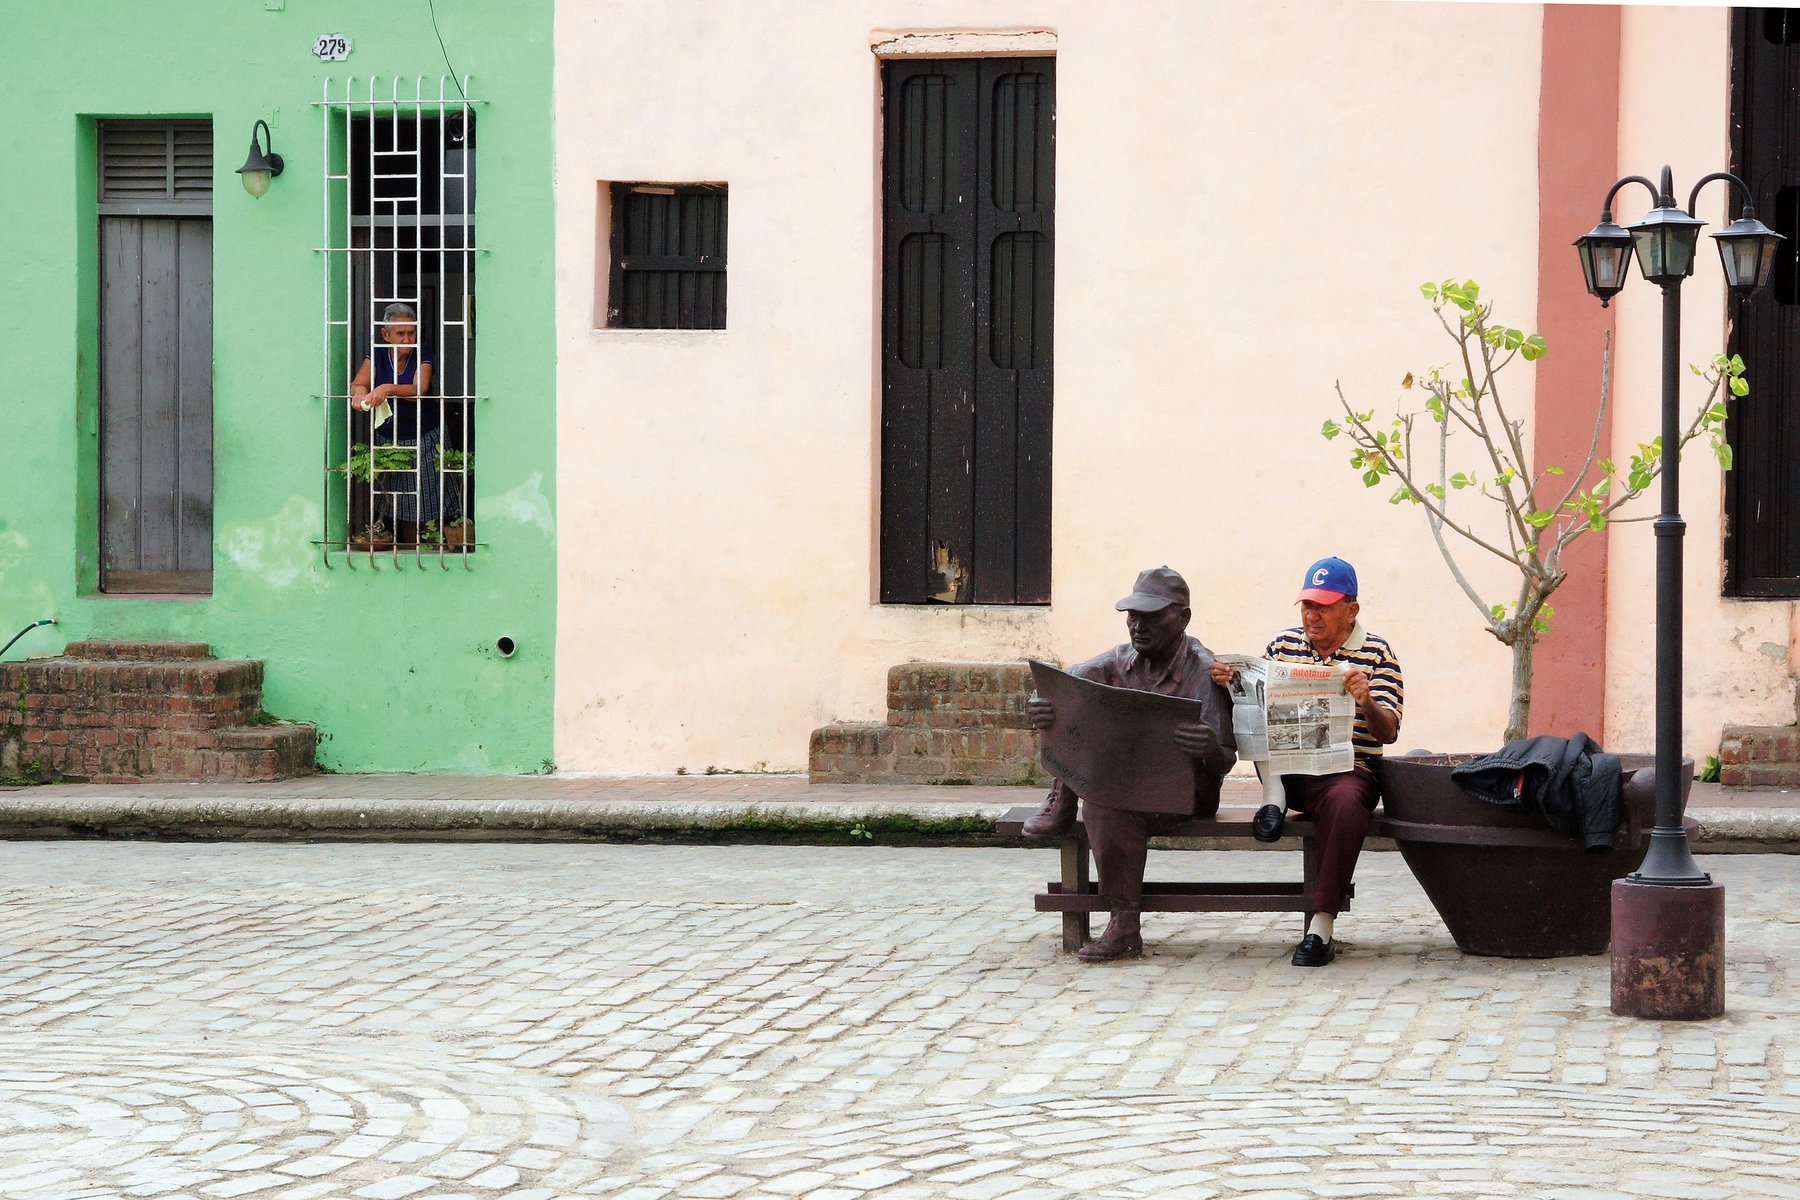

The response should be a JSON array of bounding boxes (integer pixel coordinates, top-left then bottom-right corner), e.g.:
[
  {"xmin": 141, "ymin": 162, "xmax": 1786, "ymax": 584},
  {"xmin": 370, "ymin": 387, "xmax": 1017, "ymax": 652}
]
[{"xmin": 1211, "ymin": 556, "xmax": 1404, "ymax": 968}]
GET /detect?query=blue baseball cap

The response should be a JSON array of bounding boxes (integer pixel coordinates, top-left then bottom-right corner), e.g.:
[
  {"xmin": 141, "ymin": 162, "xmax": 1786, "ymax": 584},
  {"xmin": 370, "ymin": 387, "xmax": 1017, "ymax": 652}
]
[{"xmin": 1297, "ymin": 556, "xmax": 1358, "ymax": 604}]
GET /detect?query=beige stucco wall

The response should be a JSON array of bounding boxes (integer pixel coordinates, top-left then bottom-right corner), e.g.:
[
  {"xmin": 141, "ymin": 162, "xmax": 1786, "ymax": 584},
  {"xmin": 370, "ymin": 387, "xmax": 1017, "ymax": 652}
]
[
  {"xmin": 553, "ymin": 0, "xmax": 1547, "ymax": 773},
  {"xmin": 1605, "ymin": 4, "xmax": 1799, "ymax": 757}
]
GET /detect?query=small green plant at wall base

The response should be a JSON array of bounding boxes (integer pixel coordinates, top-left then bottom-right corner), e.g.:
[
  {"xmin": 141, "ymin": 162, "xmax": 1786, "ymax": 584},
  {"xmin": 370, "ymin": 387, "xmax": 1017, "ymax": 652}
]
[
  {"xmin": 1324, "ymin": 280, "xmax": 1742, "ymax": 743},
  {"xmin": 850, "ymin": 823, "xmax": 874, "ymax": 840},
  {"xmin": 1700, "ymin": 755, "xmax": 1722, "ymax": 784}
]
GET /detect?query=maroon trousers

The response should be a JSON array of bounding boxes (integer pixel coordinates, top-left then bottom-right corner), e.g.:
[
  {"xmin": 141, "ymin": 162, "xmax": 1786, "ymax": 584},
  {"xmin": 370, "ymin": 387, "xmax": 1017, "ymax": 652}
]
[{"xmin": 1281, "ymin": 770, "xmax": 1380, "ymax": 916}]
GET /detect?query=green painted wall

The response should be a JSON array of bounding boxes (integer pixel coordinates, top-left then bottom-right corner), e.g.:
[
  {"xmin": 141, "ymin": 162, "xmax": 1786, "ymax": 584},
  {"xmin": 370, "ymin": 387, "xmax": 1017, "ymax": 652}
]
[{"xmin": 0, "ymin": 1, "xmax": 556, "ymax": 773}]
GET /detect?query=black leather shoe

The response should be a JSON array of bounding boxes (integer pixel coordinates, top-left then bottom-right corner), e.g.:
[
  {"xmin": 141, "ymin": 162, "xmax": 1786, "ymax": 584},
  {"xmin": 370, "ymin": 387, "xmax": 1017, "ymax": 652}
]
[
  {"xmin": 1252, "ymin": 803, "xmax": 1286, "ymax": 843},
  {"xmin": 1291, "ymin": 933, "xmax": 1336, "ymax": 967}
]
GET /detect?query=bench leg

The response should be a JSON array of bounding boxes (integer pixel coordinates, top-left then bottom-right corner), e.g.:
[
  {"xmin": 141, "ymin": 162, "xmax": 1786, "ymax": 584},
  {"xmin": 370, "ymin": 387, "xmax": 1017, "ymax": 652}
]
[{"xmin": 1060, "ymin": 834, "xmax": 1091, "ymax": 951}]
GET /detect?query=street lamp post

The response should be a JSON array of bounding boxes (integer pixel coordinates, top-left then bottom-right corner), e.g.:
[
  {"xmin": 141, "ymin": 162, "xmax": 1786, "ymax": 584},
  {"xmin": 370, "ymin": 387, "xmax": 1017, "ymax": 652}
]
[{"xmin": 1575, "ymin": 165, "xmax": 1783, "ymax": 1020}]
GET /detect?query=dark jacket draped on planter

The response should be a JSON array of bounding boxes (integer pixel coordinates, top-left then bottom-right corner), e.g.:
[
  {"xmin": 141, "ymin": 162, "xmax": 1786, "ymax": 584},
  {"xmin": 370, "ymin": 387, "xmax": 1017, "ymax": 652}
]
[{"xmin": 1449, "ymin": 733, "xmax": 1623, "ymax": 850}]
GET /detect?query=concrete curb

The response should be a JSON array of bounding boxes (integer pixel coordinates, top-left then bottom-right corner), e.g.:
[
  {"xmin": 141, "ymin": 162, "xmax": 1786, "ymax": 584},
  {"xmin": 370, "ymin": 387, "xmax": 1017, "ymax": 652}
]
[
  {"xmin": 0, "ymin": 795, "xmax": 1018, "ymax": 841},
  {"xmin": 0, "ymin": 793, "xmax": 1795, "ymax": 850}
]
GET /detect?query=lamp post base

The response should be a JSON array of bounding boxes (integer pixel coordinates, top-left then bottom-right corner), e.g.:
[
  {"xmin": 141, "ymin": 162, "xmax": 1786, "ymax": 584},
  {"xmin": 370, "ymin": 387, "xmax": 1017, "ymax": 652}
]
[{"xmin": 1610, "ymin": 877, "xmax": 1725, "ymax": 1020}]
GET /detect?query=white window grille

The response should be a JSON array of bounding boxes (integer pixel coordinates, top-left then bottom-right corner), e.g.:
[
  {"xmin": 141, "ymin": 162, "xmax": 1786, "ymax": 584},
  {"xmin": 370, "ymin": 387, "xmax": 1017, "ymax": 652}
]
[{"xmin": 317, "ymin": 76, "xmax": 480, "ymax": 569}]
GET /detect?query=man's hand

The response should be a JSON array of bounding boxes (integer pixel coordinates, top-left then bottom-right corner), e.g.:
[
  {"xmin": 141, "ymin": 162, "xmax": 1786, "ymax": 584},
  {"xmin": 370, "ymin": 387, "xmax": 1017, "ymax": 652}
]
[
  {"xmin": 1027, "ymin": 694, "xmax": 1056, "ymax": 730},
  {"xmin": 1173, "ymin": 721, "xmax": 1219, "ymax": 760},
  {"xmin": 1209, "ymin": 660, "xmax": 1235, "ymax": 687},
  {"xmin": 1342, "ymin": 668, "xmax": 1400, "ymax": 744}
]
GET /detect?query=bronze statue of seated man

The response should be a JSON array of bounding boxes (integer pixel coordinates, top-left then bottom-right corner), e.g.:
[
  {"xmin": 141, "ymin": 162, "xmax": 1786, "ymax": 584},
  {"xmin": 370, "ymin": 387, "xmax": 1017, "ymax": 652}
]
[{"xmin": 1023, "ymin": 566, "xmax": 1237, "ymax": 961}]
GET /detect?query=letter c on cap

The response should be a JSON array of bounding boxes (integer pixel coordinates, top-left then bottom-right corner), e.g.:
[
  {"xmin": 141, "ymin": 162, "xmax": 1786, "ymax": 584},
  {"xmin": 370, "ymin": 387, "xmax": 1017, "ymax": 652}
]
[{"xmin": 1312, "ymin": 567, "xmax": 1329, "ymax": 586}]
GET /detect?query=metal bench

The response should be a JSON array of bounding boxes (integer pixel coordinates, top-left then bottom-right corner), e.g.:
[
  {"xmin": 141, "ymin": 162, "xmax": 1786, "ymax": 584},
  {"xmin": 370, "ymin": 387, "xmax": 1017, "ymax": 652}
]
[{"xmin": 997, "ymin": 805, "xmax": 1352, "ymax": 951}]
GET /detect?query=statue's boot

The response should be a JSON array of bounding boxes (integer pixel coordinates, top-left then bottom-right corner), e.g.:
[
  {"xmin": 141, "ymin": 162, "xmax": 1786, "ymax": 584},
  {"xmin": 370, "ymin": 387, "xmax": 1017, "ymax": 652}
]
[
  {"xmin": 1077, "ymin": 910, "xmax": 1143, "ymax": 962},
  {"xmin": 1021, "ymin": 788, "xmax": 1077, "ymax": 838}
]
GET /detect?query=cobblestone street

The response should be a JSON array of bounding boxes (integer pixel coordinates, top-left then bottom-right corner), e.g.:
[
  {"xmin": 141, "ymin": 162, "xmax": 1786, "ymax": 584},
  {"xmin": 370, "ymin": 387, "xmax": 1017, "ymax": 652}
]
[{"xmin": 3, "ymin": 841, "xmax": 1798, "ymax": 1199}]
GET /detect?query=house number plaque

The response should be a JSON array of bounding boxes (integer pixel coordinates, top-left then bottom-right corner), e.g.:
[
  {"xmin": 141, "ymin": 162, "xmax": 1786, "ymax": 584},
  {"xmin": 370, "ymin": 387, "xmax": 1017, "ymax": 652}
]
[{"xmin": 313, "ymin": 34, "xmax": 353, "ymax": 61}]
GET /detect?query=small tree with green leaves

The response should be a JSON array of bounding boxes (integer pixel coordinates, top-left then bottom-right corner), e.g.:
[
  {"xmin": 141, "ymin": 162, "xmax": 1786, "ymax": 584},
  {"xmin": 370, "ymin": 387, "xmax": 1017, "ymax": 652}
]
[{"xmin": 1323, "ymin": 279, "xmax": 1743, "ymax": 742}]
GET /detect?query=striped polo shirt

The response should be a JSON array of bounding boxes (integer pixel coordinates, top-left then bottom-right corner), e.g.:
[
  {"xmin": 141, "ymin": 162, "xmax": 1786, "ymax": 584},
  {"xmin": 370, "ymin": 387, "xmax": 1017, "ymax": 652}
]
[{"xmin": 1264, "ymin": 622, "xmax": 1404, "ymax": 771}]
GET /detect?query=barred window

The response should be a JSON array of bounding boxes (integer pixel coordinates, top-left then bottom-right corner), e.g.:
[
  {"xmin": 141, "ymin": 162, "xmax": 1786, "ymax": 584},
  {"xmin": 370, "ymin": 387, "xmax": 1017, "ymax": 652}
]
[
  {"xmin": 319, "ymin": 77, "xmax": 479, "ymax": 567},
  {"xmin": 606, "ymin": 183, "xmax": 728, "ymax": 329}
]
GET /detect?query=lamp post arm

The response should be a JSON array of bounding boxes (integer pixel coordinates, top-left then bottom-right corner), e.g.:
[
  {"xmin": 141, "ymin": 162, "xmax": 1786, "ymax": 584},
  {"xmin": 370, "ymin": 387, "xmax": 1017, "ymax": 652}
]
[
  {"xmin": 1602, "ymin": 174, "xmax": 1662, "ymax": 220},
  {"xmin": 1687, "ymin": 170, "xmax": 1756, "ymax": 217}
]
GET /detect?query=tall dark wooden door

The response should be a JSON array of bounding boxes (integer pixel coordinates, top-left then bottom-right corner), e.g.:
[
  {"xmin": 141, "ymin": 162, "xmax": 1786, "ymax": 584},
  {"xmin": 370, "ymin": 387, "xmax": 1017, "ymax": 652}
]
[
  {"xmin": 880, "ymin": 57, "xmax": 1054, "ymax": 604},
  {"xmin": 98, "ymin": 120, "xmax": 214, "ymax": 594},
  {"xmin": 1728, "ymin": 10, "xmax": 1800, "ymax": 596}
]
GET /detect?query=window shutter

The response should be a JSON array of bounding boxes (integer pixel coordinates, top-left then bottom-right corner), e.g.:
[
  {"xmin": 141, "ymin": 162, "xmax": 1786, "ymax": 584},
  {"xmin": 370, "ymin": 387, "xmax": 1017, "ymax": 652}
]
[
  {"xmin": 609, "ymin": 184, "xmax": 728, "ymax": 329},
  {"xmin": 99, "ymin": 120, "xmax": 212, "ymax": 214}
]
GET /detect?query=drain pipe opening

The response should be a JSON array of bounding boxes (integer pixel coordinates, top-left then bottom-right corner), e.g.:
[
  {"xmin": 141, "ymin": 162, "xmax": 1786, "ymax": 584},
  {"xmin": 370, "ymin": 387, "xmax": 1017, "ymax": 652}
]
[{"xmin": 495, "ymin": 635, "xmax": 516, "ymax": 659}]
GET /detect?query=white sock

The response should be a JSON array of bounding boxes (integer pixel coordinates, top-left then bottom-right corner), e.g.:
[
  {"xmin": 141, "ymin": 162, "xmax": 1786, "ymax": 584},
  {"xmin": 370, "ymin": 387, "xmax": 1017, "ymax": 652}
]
[
  {"xmin": 1310, "ymin": 912, "xmax": 1335, "ymax": 942},
  {"xmin": 1258, "ymin": 766, "xmax": 1285, "ymax": 809}
]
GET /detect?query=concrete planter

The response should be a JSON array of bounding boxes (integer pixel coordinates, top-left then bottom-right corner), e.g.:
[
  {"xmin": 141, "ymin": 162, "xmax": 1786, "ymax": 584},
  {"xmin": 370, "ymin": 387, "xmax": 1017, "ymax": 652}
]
[{"xmin": 1374, "ymin": 753, "xmax": 1691, "ymax": 958}]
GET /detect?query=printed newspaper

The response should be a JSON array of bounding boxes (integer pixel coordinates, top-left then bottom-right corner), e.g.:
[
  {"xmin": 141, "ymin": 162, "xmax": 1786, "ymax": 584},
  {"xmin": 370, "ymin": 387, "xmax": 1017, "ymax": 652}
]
[
  {"xmin": 1026, "ymin": 660, "xmax": 1210, "ymax": 814},
  {"xmin": 1215, "ymin": 655, "xmax": 1355, "ymax": 776}
]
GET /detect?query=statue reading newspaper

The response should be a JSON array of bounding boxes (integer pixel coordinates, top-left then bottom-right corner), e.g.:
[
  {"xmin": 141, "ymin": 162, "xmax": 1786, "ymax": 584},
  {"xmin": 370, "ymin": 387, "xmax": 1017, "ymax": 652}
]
[{"xmin": 1019, "ymin": 567, "xmax": 1236, "ymax": 962}]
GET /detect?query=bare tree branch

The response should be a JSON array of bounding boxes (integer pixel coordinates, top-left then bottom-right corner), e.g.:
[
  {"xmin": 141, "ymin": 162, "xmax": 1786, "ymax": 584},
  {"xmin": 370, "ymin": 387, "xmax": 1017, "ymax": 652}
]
[{"xmin": 1335, "ymin": 383, "xmax": 1520, "ymax": 567}]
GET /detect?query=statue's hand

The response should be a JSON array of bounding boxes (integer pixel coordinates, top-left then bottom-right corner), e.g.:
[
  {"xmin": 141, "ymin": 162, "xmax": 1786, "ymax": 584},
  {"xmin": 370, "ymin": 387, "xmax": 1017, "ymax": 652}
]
[
  {"xmin": 1173, "ymin": 721, "xmax": 1219, "ymax": 760},
  {"xmin": 1027, "ymin": 695, "xmax": 1056, "ymax": 730}
]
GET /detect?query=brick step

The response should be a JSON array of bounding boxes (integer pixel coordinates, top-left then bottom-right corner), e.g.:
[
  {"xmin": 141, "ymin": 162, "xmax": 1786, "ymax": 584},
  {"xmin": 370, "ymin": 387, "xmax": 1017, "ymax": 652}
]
[
  {"xmin": 65, "ymin": 640, "xmax": 212, "ymax": 661},
  {"xmin": 886, "ymin": 661, "xmax": 1036, "ymax": 729},
  {"xmin": 809, "ymin": 722, "xmax": 894, "ymax": 783},
  {"xmin": 1719, "ymin": 761, "xmax": 1800, "ymax": 789},
  {"xmin": 1720, "ymin": 724, "xmax": 1800, "ymax": 765},
  {"xmin": 0, "ymin": 642, "xmax": 314, "ymax": 783},
  {"xmin": 13, "ymin": 722, "xmax": 318, "ymax": 783},
  {"xmin": 809, "ymin": 720, "xmax": 1045, "ymax": 786}
]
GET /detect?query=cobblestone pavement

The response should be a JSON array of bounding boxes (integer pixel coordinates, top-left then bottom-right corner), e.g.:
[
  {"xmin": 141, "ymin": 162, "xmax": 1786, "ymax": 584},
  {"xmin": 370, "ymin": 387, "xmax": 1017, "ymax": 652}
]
[{"xmin": 3, "ymin": 842, "xmax": 1798, "ymax": 1199}]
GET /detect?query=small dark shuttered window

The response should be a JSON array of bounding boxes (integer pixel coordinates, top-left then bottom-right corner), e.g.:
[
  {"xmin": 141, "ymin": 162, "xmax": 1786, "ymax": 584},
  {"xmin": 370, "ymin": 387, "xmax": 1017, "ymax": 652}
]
[{"xmin": 608, "ymin": 184, "xmax": 728, "ymax": 329}]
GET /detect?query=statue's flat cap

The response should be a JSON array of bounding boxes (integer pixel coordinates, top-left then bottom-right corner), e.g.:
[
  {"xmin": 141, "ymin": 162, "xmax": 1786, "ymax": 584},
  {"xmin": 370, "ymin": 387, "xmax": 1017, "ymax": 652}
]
[{"xmin": 1116, "ymin": 566, "xmax": 1190, "ymax": 612}]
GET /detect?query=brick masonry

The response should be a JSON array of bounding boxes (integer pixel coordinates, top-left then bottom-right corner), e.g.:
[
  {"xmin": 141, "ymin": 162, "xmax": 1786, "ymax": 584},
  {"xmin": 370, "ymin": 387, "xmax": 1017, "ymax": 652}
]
[
  {"xmin": 0, "ymin": 641, "xmax": 316, "ymax": 783},
  {"xmin": 1719, "ymin": 721, "xmax": 1800, "ymax": 789},
  {"xmin": 809, "ymin": 662, "xmax": 1046, "ymax": 785}
]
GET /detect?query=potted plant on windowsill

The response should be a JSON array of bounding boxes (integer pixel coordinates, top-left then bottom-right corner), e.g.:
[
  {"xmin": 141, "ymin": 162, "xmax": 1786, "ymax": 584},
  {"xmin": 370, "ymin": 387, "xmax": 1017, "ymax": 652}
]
[
  {"xmin": 442, "ymin": 517, "xmax": 475, "ymax": 551},
  {"xmin": 333, "ymin": 444, "xmax": 418, "ymax": 553},
  {"xmin": 1323, "ymin": 280, "xmax": 1741, "ymax": 956},
  {"xmin": 436, "ymin": 446, "xmax": 474, "ymax": 551}
]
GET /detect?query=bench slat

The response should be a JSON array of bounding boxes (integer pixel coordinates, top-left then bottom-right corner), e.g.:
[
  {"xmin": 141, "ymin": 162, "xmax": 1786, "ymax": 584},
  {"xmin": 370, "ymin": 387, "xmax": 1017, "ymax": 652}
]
[
  {"xmin": 998, "ymin": 804, "xmax": 1315, "ymax": 840},
  {"xmin": 1036, "ymin": 893, "xmax": 1348, "ymax": 915}
]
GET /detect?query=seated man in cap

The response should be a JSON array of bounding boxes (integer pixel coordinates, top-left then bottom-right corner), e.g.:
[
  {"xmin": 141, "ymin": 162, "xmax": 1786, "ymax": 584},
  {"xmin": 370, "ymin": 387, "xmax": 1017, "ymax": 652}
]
[
  {"xmin": 1211, "ymin": 555, "xmax": 1403, "ymax": 967},
  {"xmin": 1022, "ymin": 566, "xmax": 1237, "ymax": 962}
]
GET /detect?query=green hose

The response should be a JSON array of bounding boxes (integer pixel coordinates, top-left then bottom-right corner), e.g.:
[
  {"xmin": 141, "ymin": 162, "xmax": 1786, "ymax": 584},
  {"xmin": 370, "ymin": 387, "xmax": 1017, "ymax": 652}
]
[{"xmin": 0, "ymin": 619, "xmax": 55, "ymax": 660}]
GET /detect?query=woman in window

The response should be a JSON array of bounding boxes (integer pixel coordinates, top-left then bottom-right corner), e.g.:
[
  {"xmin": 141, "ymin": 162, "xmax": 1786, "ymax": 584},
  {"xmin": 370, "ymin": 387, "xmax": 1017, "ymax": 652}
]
[{"xmin": 350, "ymin": 302, "xmax": 438, "ymax": 547}]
